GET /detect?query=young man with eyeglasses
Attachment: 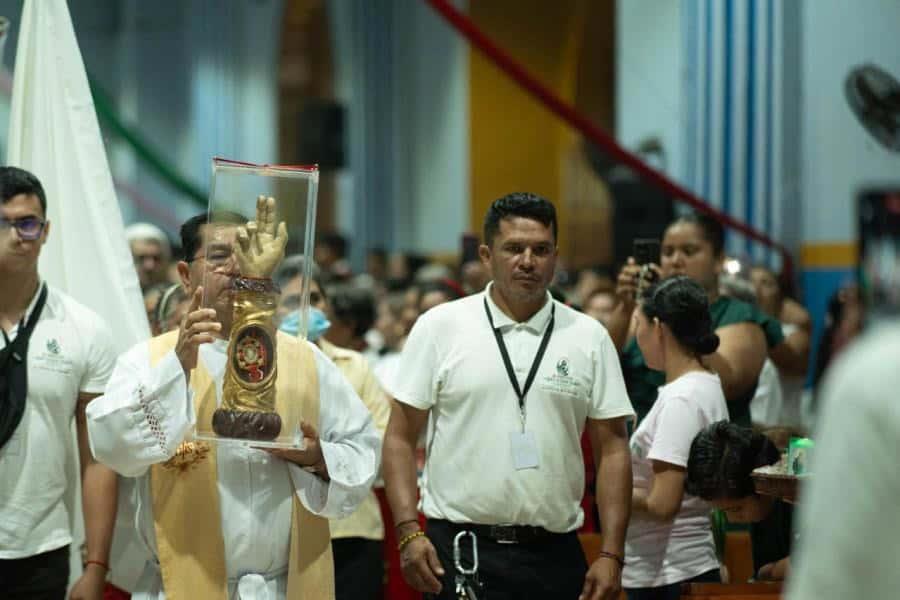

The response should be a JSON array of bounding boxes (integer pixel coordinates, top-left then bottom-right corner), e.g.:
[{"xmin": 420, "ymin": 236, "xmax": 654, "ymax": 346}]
[{"xmin": 0, "ymin": 166, "xmax": 119, "ymax": 600}]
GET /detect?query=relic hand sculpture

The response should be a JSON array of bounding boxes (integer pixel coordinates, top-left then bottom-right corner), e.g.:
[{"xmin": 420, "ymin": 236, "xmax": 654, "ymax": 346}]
[
  {"xmin": 235, "ymin": 195, "xmax": 288, "ymax": 278},
  {"xmin": 214, "ymin": 195, "xmax": 289, "ymax": 441}
]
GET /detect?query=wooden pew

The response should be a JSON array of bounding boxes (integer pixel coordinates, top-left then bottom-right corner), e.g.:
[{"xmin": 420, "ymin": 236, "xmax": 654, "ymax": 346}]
[
  {"xmin": 681, "ymin": 582, "xmax": 783, "ymax": 599},
  {"xmin": 723, "ymin": 530, "xmax": 755, "ymax": 583}
]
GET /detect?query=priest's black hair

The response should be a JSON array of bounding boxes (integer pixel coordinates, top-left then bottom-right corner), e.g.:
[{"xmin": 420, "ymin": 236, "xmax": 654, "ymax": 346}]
[{"xmin": 180, "ymin": 211, "xmax": 246, "ymax": 262}]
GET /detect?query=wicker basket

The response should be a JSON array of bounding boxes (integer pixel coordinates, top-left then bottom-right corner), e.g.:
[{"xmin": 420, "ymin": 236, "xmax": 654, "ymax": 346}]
[{"xmin": 752, "ymin": 469, "xmax": 803, "ymax": 503}]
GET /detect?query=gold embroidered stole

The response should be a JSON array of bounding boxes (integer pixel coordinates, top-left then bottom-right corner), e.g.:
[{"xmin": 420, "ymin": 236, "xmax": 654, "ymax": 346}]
[{"xmin": 147, "ymin": 330, "xmax": 334, "ymax": 599}]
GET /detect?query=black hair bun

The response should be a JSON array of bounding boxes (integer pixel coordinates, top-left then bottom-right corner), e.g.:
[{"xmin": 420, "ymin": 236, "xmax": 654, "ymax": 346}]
[
  {"xmin": 642, "ymin": 276, "xmax": 721, "ymax": 357},
  {"xmin": 696, "ymin": 332, "xmax": 720, "ymax": 355}
]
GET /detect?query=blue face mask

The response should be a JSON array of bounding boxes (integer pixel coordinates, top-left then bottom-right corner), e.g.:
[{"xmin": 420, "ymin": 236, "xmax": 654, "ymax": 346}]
[{"xmin": 278, "ymin": 307, "xmax": 332, "ymax": 341}]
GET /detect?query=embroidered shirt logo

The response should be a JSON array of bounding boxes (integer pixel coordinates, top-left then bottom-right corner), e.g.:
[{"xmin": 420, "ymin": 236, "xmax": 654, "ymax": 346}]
[
  {"xmin": 540, "ymin": 356, "xmax": 580, "ymax": 397},
  {"xmin": 34, "ymin": 338, "xmax": 74, "ymax": 375}
]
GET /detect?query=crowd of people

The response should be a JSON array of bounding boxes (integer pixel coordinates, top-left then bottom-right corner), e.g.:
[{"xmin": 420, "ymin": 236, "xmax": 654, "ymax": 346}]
[{"xmin": 1, "ymin": 164, "xmax": 889, "ymax": 600}]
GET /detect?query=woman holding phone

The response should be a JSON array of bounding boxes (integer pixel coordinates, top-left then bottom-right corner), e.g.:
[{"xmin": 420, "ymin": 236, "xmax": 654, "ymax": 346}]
[
  {"xmin": 623, "ymin": 276, "xmax": 729, "ymax": 599},
  {"xmin": 607, "ymin": 213, "xmax": 787, "ymax": 425}
]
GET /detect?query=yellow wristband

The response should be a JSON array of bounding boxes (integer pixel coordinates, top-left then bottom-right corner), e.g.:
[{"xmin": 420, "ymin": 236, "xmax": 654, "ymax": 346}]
[{"xmin": 397, "ymin": 530, "xmax": 426, "ymax": 552}]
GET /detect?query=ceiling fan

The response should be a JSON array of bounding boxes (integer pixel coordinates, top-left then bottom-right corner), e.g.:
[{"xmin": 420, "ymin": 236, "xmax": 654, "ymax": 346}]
[{"xmin": 845, "ymin": 63, "xmax": 900, "ymax": 153}]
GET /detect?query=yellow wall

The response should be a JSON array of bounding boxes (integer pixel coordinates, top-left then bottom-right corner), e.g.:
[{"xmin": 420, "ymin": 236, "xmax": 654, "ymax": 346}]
[
  {"xmin": 800, "ymin": 242, "xmax": 858, "ymax": 269},
  {"xmin": 469, "ymin": 0, "xmax": 585, "ymax": 241},
  {"xmin": 468, "ymin": 0, "xmax": 616, "ymax": 269}
]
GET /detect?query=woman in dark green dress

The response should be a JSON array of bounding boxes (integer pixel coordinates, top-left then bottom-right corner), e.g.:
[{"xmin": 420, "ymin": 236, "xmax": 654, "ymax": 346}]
[{"xmin": 606, "ymin": 213, "xmax": 790, "ymax": 426}]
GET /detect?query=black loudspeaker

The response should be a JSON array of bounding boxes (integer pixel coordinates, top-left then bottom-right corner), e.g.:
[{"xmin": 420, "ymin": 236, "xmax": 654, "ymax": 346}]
[
  {"xmin": 609, "ymin": 178, "xmax": 674, "ymax": 268},
  {"xmin": 297, "ymin": 100, "xmax": 345, "ymax": 170},
  {"xmin": 586, "ymin": 142, "xmax": 675, "ymax": 267}
]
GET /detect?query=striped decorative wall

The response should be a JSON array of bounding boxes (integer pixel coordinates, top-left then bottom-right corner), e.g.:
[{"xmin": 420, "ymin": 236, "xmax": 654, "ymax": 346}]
[
  {"xmin": 329, "ymin": 0, "xmax": 469, "ymax": 266},
  {"xmin": 681, "ymin": 0, "xmax": 801, "ymax": 267}
]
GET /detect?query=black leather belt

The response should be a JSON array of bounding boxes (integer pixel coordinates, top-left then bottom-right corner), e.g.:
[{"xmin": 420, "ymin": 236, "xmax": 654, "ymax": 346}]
[{"xmin": 429, "ymin": 519, "xmax": 560, "ymax": 545}]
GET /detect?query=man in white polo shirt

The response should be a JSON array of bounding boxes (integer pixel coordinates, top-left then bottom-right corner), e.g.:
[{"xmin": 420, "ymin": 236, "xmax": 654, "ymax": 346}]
[
  {"xmin": 0, "ymin": 166, "xmax": 118, "ymax": 599},
  {"xmin": 383, "ymin": 193, "xmax": 634, "ymax": 600}
]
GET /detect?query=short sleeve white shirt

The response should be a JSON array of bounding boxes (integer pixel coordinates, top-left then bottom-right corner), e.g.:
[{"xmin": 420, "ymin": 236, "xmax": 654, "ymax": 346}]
[
  {"xmin": 0, "ymin": 284, "xmax": 116, "ymax": 558},
  {"xmin": 391, "ymin": 284, "xmax": 634, "ymax": 533},
  {"xmin": 751, "ymin": 323, "xmax": 805, "ymax": 428},
  {"xmin": 624, "ymin": 371, "xmax": 729, "ymax": 588}
]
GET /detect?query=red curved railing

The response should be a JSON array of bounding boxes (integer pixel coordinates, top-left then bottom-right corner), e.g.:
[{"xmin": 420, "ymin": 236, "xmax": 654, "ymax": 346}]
[{"xmin": 425, "ymin": 0, "xmax": 794, "ymax": 281}]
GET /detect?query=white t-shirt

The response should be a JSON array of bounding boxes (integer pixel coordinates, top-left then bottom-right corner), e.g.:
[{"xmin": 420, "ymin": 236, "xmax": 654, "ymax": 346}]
[
  {"xmin": 751, "ymin": 323, "xmax": 806, "ymax": 428},
  {"xmin": 392, "ymin": 284, "xmax": 634, "ymax": 533},
  {"xmin": 624, "ymin": 371, "xmax": 729, "ymax": 588},
  {"xmin": 787, "ymin": 323, "xmax": 900, "ymax": 600},
  {"xmin": 372, "ymin": 350, "xmax": 402, "ymax": 396},
  {"xmin": 0, "ymin": 284, "xmax": 115, "ymax": 558}
]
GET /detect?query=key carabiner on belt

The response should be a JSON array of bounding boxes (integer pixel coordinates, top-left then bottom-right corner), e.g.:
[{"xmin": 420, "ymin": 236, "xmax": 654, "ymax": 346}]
[
  {"xmin": 453, "ymin": 530, "xmax": 479, "ymax": 576},
  {"xmin": 453, "ymin": 530, "xmax": 481, "ymax": 600}
]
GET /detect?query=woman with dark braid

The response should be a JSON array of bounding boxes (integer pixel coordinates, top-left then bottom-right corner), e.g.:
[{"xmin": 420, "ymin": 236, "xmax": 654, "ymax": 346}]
[{"xmin": 622, "ymin": 276, "xmax": 729, "ymax": 599}]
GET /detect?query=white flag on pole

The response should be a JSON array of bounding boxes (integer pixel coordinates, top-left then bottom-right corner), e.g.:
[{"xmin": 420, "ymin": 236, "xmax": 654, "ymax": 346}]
[
  {"xmin": 7, "ymin": 1, "xmax": 151, "ymax": 592},
  {"xmin": 7, "ymin": 0, "xmax": 149, "ymax": 348}
]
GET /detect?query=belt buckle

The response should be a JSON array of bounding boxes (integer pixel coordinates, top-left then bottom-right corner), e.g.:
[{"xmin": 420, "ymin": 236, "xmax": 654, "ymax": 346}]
[{"xmin": 490, "ymin": 524, "xmax": 518, "ymax": 544}]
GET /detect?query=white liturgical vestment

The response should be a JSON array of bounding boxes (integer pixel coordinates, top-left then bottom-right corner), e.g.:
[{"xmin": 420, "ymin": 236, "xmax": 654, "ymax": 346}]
[{"xmin": 86, "ymin": 339, "xmax": 380, "ymax": 600}]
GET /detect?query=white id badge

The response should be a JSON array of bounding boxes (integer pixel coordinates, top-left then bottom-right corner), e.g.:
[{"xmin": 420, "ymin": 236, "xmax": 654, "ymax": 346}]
[{"xmin": 510, "ymin": 430, "xmax": 540, "ymax": 470}]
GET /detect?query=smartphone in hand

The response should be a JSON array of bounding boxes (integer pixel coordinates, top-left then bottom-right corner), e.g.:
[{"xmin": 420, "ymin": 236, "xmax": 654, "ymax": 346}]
[{"xmin": 633, "ymin": 238, "xmax": 661, "ymax": 293}]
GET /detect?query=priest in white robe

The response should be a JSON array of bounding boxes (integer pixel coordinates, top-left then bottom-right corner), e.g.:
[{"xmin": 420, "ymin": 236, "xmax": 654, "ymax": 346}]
[{"xmin": 86, "ymin": 202, "xmax": 380, "ymax": 600}]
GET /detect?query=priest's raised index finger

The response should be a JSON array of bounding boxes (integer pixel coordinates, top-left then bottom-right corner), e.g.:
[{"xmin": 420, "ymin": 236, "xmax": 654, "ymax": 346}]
[{"xmin": 184, "ymin": 307, "xmax": 217, "ymax": 326}]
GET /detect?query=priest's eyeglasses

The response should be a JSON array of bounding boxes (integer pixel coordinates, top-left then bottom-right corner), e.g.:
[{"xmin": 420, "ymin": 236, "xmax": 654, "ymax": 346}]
[
  {"xmin": 0, "ymin": 216, "xmax": 46, "ymax": 241},
  {"xmin": 189, "ymin": 243, "xmax": 237, "ymax": 271}
]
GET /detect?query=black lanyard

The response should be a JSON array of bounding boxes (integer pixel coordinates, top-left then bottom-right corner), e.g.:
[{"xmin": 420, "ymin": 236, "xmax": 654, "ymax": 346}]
[{"xmin": 483, "ymin": 297, "xmax": 555, "ymax": 424}]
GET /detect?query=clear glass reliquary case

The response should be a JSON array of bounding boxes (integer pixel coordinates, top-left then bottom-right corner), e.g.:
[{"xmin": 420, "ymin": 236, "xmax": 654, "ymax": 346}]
[{"xmin": 195, "ymin": 157, "xmax": 318, "ymax": 448}]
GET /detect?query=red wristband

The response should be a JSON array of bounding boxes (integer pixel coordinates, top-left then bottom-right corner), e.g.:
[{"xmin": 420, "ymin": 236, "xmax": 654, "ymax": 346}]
[
  {"xmin": 597, "ymin": 551, "xmax": 625, "ymax": 567},
  {"xmin": 84, "ymin": 559, "xmax": 110, "ymax": 572}
]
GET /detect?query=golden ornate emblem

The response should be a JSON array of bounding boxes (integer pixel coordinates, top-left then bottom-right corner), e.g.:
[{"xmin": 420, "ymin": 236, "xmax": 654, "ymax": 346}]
[
  {"xmin": 162, "ymin": 441, "xmax": 211, "ymax": 473},
  {"xmin": 235, "ymin": 328, "xmax": 270, "ymax": 383}
]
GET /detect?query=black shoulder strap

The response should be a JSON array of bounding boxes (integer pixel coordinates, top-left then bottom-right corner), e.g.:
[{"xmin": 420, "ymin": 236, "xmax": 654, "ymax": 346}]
[{"xmin": 0, "ymin": 284, "xmax": 49, "ymax": 449}]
